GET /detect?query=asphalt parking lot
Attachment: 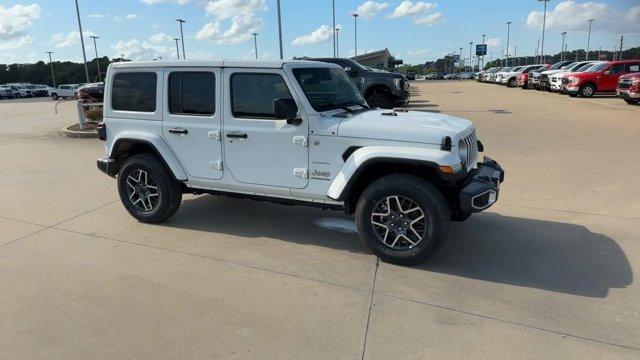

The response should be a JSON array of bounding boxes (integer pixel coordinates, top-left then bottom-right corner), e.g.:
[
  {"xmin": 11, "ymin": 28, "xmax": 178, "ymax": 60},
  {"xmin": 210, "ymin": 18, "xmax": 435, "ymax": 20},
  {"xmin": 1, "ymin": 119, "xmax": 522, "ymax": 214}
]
[{"xmin": 1, "ymin": 81, "xmax": 639, "ymax": 359}]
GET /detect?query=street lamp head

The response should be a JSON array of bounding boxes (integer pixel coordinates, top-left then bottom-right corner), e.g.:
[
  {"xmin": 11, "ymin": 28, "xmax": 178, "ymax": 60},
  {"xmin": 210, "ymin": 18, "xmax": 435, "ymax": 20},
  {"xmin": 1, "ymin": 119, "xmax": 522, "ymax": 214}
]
[
  {"xmin": 352, "ymin": 13, "xmax": 359, "ymax": 18},
  {"xmin": 252, "ymin": 33, "xmax": 258, "ymax": 36},
  {"xmin": 90, "ymin": 35, "xmax": 99, "ymax": 39},
  {"xmin": 561, "ymin": 31, "xmax": 567, "ymax": 35},
  {"xmin": 175, "ymin": 19, "xmax": 185, "ymax": 23},
  {"xmin": 506, "ymin": 21, "xmax": 512, "ymax": 25}
]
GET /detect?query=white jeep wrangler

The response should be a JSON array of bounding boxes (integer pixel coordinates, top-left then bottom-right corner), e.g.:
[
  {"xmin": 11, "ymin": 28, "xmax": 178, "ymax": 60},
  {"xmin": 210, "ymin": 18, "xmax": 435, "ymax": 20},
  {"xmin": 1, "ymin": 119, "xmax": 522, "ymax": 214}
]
[{"xmin": 97, "ymin": 60, "xmax": 504, "ymax": 265}]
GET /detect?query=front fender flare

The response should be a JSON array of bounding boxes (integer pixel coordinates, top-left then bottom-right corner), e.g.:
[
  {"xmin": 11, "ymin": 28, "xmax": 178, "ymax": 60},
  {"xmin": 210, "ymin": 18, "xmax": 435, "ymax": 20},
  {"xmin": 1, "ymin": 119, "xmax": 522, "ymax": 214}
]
[
  {"xmin": 110, "ymin": 131, "xmax": 188, "ymax": 181},
  {"xmin": 326, "ymin": 146, "xmax": 461, "ymax": 201}
]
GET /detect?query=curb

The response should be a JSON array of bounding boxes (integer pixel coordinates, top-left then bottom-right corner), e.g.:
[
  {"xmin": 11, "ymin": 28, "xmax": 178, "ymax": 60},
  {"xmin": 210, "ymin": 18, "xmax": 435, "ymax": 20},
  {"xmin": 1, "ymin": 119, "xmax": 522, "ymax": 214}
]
[{"xmin": 59, "ymin": 125, "xmax": 98, "ymax": 138}]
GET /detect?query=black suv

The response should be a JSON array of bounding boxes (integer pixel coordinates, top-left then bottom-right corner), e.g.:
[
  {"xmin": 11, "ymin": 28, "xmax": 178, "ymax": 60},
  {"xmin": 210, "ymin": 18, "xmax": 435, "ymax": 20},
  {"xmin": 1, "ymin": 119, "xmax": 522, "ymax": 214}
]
[{"xmin": 306, "ymin": 58, "xmax": 409, "ymax": 108}]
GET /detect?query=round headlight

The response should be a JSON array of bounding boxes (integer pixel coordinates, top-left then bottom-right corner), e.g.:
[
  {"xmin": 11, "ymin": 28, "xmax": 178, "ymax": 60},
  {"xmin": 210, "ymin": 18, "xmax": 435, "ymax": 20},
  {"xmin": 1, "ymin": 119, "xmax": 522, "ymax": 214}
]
[{"xmin": 458, "ymin": 139, "xmax": 468, "ymax": 164}]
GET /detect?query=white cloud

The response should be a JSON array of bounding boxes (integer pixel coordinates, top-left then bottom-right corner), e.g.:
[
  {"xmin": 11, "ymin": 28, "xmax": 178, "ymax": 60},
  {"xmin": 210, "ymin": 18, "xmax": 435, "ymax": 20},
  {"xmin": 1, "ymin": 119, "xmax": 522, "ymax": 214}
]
[
  {"xmin": 414, "ymin": 12, "xmax": 443, "ymax": 26},
  {"xmin": 89, "ymin": 13, "xmax": 108, "ymax": 19},
  {"xmin": 195, "ymin": 13, "xmax": 263, "ymax": 44},
  {"xmin": 291, "ymin": 25, "xmax": 333, "ymax": 46},
  {"xmin": 485, "ymin": 37, "xmax": 501, "ymax": 49},
  {"xmin": 114, "ymin": 34, "xmax": 179, "ymax": 60},
  {"xmin": 527, "ymin": 1, "xmax": 640, "ymax": 34},
  {"xmin": 115, "ymin": 13, "xmax": 140, "ymax": 22},
  {"xmin": 388, "ymin": 1, "xmax": 435, "ymax": 18},
  {"xmin": 51, "ymin": 30, "xmax": 96, "ymax": 48},
  {"xmin": 205, "ymin": 0, "xmax": 266, "ymax": 20},
  {"xmin": 0, "ymin": 3, "xmax": 40, "ymax": 50},
  {"xmin": 148, "ymin": 33, "xmax": 173, "ymax": 44},
  {"xmin": 141, "ymin": 0, "xmax": 190, "ymax": 4},
  {"xmin": 353, "ymin": 1, "xmax": 389, "ymax": 19},
  {"xmin": 196, "ymin": 0, "xmax": 267, "ymax": 45}
]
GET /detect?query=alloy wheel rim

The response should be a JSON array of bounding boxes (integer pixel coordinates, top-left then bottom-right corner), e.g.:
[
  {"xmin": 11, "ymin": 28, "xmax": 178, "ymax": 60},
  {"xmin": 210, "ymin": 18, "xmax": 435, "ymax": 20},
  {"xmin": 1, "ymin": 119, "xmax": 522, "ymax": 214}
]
[
  {"xmin": 126, "ymin": 169, "xmax": 160, "ymax": 212},
  {"xmin": 370, "ymin": 195, "xmax": 427, "ymax": 250}
]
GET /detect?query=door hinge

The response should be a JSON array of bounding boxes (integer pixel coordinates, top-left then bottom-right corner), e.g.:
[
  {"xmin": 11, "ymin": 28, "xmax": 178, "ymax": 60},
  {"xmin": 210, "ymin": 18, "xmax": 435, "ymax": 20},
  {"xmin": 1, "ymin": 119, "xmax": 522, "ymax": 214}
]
[
  {"xmin": 292, "ymin": 135, "xmax": 307, "ymax": 147},
  {"xmin": 293, "ymin": 168, "xmax": 308, "ymax": 179},
  {"xmin": 210, "ymin": 160, "xmax": 223, "ymax": 170},
  {"xmin": 208, "ymin": 130, "xmax": 221, "ymax": 141}
]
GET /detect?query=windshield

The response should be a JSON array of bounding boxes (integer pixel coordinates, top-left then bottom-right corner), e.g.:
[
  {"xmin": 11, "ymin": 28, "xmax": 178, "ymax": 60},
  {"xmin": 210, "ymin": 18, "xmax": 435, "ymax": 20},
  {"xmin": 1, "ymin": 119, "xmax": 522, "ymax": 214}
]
[
  {"xmin": 292, "ymin": 67, "xmax": 365, "ymax": 112},
  {"xmin": 586, "ymin": 62, "xmax": 608, "ymax": 72},
  {"xmin": 560, "ymin": 62, "xmax": 577, "ymax": 70},
  {"xmin": 550, "ymin": 62, "xmax": 568, "ymax": 70},
  {"xmin": 575, "ymin": 63, "xmax": 596, "ymax": 72}
]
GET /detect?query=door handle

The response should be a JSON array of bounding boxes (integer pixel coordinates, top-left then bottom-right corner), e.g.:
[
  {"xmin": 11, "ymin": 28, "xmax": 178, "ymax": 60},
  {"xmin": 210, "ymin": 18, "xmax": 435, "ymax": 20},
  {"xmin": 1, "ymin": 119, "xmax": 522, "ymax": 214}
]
[
  {"xmin": 168, "ymin": 127, "xmax": 188, "ymax": 135},
  {"xmin": 226, "ymin": 131, "xmax": 248, "ymax": 139}
]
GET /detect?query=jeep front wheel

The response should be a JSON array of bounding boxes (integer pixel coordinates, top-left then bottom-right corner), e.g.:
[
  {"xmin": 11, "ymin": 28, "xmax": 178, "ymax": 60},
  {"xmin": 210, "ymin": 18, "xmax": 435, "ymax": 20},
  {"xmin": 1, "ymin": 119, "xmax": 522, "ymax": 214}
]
[
  {"xmin": 117, "ymin": 154, "xmax": 182, "ymax": 223},
  {"xmin": 355, "ymin": 174, "xmax": 449, "ymax": 265},
  {"xmin": 366, "ymin": 92, "xmax": 393, "ymax": 109}
]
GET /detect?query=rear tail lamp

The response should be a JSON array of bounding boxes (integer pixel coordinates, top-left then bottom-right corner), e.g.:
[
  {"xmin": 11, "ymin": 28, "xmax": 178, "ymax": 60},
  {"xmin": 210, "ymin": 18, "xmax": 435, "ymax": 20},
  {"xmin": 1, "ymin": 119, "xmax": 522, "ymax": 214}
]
[{"xmin": 97, "ymin": 122, "xmax": 106, "ymax": 141}]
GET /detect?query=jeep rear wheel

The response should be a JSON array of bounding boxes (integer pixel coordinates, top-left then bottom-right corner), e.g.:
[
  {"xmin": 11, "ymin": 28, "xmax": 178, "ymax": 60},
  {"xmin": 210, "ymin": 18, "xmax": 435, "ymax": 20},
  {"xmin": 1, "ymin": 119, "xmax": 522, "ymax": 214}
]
[
  {"xmin": 355, "ymin": 174, "xmax": 449, "ymax": 265},
  {"xmin": 366, "ymin": 92, "xmax": 393, "ymax": 109},
  {"xmin": 117, "ymin": 153, "xmax": 182, "ymax": 223}
]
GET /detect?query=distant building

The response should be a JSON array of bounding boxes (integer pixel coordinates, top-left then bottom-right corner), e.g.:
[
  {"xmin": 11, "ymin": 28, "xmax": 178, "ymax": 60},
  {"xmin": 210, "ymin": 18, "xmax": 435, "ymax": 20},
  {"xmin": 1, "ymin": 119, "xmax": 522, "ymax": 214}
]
[{"xmin": 350, "ymin": 48, "xmax": 399, "ymax": 69}]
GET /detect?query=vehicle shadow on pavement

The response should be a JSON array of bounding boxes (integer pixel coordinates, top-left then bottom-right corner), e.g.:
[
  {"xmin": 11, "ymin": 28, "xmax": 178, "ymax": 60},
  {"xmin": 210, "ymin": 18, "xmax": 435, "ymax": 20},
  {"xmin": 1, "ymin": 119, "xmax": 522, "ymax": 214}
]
[
  {"xmin": 163, "ymin": 196, "xmax": 368, "ymax": 254},
  {"xmin": 423, "ymin": 213, "xmax": 632, "ymax": 298}
]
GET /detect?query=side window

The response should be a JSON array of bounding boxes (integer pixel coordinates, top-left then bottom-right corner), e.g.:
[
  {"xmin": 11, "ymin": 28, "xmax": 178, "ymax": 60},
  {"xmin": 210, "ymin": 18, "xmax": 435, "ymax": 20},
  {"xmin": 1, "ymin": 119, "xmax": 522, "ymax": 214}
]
[
  {"xmin": 112, "ymin": 72, "xmax": 157, "ymax": 112},
  {"xmin": 169, "ymin": 72, "xmax": 215, "ymax": 116},
  {"xmin": 626, "ymin": 64, "xmax": 640, "ymax": 73},
  {"xmin": 231, "ymin": 73, "xmax": 292, "ymax": 119},
  {"xmin": 609, "ymin": 64, "xmax": 625, "ymax": 75}
]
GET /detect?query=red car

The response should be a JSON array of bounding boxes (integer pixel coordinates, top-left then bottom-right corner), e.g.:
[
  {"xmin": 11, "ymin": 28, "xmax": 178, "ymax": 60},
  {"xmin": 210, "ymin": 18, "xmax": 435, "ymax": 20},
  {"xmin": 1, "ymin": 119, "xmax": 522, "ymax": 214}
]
[
  {"xmin": 617, "ymin": 73, "xmax": 640, "ymax": 105},
  {"xmin": 516, "ymin": 64, "xmax": 549, "ymax": 89},
  {"xmin": 565, "ymin": 60, "xmax": 640, "ymax": 97}
]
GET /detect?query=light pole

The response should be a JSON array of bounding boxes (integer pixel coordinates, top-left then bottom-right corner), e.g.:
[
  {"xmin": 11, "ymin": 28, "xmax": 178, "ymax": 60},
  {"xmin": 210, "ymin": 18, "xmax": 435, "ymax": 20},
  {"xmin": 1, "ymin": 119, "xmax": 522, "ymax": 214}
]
[
  {"xmin": 586, "ymin": 18, "xmax": 594, "ymax": 60},
  {"xmin": 173, "ymin": 38, "xmax": 180, "ymax": 59},
  {"xmin": 89, "ymin": 36, "xmax": 101, "ymax": 82},
  {"xmin": 277, "ymin": 0, "xmax": 283, "ymax": 59},
  {"xmin": 252, "ymin": 33, "xmax": 258, "ymax": 59},
  {"xmin": 481, "ymin": 34, "xmax": 486, "ymax": 69},
  {"xmin": 45, "ymin": 51, "xmax": 56, "ymax": 88},
  {"xmin": 560, "ymin": 31, "xmax": 567, "ymax": 61},
  {"xmin": 514, "ymin": 45, "xmax": 517, "ymax": 65},
  {"xmin": 176, "ymin": 19, "xmax": 186, "ymax": 59},
  {"xmin": 335, "ymin": 27, "xmax": 340, "ymax": 57},
  {"xmin": 332, "ymin": 0, "xmax": 336, "ymax": 57},
  {"xmin": 352, "ymin": 13, "xmax": 359, "ymax": 56},
  {"xmin": 539, "ymin": 0, "xmax": 550, "ymax": 64},
  {"xmin": 459, "ymin": 47, "xmax": 463, "ymax": 73},
  {"xmin": 536, "ymin": 38, "xmax": 540, "ymax": 63},
  {"xmin": 74, "ymin": 0, "xmax": 90, "ymax": 83},
  {"xmin": 469, "ymin": 42, "xmax": 473, "ymax": 71},
  {"xmin": 505, "ymin": 21, "xmax": 512, "ymax": 67}
]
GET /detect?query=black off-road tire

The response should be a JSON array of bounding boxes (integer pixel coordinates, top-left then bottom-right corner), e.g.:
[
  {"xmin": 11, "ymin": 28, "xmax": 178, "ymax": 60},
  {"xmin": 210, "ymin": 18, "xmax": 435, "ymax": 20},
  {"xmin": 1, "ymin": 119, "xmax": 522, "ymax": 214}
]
[
  {"xmin": 366, "ymin": 92, "xmax": 393, "ymax": 109},
  {"xmin": 117, "ymin": 153, "xmax": 182, "ymax": 223},
  {"xmin": 355, "ymin": 174, "xmax": 450, "ymax": 265}
]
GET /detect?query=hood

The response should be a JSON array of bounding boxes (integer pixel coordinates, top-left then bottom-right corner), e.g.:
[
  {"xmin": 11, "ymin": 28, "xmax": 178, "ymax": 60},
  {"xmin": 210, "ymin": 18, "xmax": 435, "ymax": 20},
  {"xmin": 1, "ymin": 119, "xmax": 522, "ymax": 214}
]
[
  {"xmin": 337, "ymin": 109, "xmax": 471, "ymax": 145},
  {"xmin": 541, "ymin": 69, "xmax": 565, "ymax": 75},
  {"xmin": 367, "ymin": 71, "xmax": 403, "ymax": 79}
]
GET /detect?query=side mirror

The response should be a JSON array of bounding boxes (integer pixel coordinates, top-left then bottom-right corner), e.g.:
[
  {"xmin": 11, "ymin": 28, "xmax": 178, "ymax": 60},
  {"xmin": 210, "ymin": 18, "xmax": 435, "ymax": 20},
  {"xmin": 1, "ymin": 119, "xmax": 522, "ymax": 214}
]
[
  {"xmin": 603, "ymin": 70, "xmax": 611, "ymax": 75},
  {"xmin": 273, "ymin": 98, "xmax": 301, "ymax": 125},
  {"xmin": 344, "ymin": 66, "xmax": 358, "ymax": 77}
]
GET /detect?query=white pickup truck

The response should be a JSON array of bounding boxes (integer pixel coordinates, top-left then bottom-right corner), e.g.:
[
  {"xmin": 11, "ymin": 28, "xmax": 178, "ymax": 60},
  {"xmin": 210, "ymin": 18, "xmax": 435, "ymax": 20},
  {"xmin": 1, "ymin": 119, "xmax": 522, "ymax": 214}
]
[{"xmin": 48, "ymin": 84, "xmax": 79, "ymax": 100}]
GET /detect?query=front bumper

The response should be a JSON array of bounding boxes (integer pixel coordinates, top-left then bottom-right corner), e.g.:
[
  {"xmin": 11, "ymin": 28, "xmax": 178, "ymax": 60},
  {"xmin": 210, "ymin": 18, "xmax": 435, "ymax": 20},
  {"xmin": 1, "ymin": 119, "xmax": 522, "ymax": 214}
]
[
  {"xmin": 97, "ymin": 157, "xmax": 117, "ymax": 177},
  {"xmin": 459, "ymin": 157, "xmax": 504, "ymax": 215},
  {"xmin": 617, "ymin": 89, "xmax": 640, "ymax": 99}
]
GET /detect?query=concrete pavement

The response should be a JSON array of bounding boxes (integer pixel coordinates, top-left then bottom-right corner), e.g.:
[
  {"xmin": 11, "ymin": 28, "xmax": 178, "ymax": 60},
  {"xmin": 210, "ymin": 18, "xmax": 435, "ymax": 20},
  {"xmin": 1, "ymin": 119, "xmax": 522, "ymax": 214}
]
[{"xmin": 0, "ymin": 82, "xmax": 638, "ymax": 359}]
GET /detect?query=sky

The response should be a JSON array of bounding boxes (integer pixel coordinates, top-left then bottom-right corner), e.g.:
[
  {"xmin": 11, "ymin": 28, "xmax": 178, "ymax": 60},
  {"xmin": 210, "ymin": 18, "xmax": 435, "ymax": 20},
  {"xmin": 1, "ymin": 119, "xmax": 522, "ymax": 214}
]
[{"xmin": 1, "ymin": 0, "xmax": 639, "ymax": 65}]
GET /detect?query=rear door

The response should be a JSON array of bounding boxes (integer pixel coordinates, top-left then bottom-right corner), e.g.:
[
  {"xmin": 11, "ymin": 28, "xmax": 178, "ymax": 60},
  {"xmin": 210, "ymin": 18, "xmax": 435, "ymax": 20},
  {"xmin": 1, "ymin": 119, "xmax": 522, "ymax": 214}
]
[
  {"xmin": 163, "ymin": 68, "xmax": 223, "ymax": 180},
  {"xmin": 222, "ymin": 68, "xmax": 309, "ymax": 189}
]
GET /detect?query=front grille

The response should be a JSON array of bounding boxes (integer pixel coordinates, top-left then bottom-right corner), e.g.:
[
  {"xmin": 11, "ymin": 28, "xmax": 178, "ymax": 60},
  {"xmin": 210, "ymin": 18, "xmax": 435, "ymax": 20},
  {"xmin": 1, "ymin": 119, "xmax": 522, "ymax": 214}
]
[
  {"xmin": 539, "ymin": 74, "xmax": 549, "ymax": 82},
  {"xmin": 461, "ymin": 129, "xmax": 479, "ymax": 170},
  {"xmin": 618, "ymin": 80, "xmax": 632, "ymax": 90}
]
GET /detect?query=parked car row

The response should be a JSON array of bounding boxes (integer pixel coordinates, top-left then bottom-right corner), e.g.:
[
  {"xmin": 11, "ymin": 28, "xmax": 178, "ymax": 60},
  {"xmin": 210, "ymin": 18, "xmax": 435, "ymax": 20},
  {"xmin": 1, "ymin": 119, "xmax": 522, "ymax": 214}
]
[
  {"xmin": 0, "ymin": 82, "xmax": 82, "ymax": 100},
  {"xmin": 477, "ymin": 60, "xmax": 640, "ymax": 105},
  {"xmin": 425, "ymin": 72, "xmax": 477, "ymax": 80}
]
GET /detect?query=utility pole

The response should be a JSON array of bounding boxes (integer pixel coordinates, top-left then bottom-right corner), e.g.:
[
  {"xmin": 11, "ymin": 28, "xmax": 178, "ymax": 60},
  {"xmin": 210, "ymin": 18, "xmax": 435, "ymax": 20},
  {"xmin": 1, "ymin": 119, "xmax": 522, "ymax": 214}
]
[
  {"xmin": 619, "ymin": 35, "xmax": 624, "ymax": 60},
  {"xmin": 176, "ymin": 19, "xmax": 186, "ymax": 59},
  {"xmin": 459, "ymin": 47, "xmax": 463, "ymax": 73},
  {"xmin": 173, "ymin": 38, "xmax": 180, "ymax": 59},
  {"xmin": 598, "ymin": 46, "xmax": 601, "ymax": 60},
  {"xmin": 505, "ymin": 21, "xmax": 512, "ymax": 67},
  {"xmin": 481, "ymin": 34, "xmax": 486, "ymax": 69},
  {"xmin": 332, "ymin": 0, "xmax": 336, "ymax": 57},
  {"xmin": 536, "ymin": 38, "xmax": 540, "ymax": 63},
  {"xmin": 561, "ymin": 32, "xmax": 567, "ymax": 61},
  {"xmin": 45, "ymin": 52, "xmax": 56, "ymax": 88},
  {"xmin": 277, "ymin": 0, "xmax": 283, "ymax": 59},
  {"xmin": 469, "ymin": 42, "xmax": 473, "ymax": 72},
  {"xmin": 252, "ymin": 33, "xmax": 258, "ymax": 59},
  {"xmin": 90, "ymin": 36, "xmax": 101, "ymax": 82},
  {"xmin": 74, "ymin": 0, "xmax": 90, "ymax": 83},
  {"xmin": 352, "ymin": 13, "xmax": 359, "ymax": 56},
  {"xmin": 586, "ymin": 19, "xmax": 594, "ymax": 60},
  {"xmin": 514, "ymin": 45, "xmax": 517, "ymax": 65},
  {"xmin": 335, "ymin": 28, "xmax": 340, "ymax": 57},
  {"xmin": 539, "ymin": 0, "xmax": 549, "ymax": 64}
]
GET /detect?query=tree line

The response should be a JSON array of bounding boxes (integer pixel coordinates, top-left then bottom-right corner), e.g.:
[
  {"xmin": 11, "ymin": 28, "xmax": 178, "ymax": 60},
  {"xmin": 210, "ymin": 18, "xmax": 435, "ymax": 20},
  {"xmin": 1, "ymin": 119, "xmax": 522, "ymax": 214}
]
[{"xmin": 0, "ymin": 57, "xmax": 127, "ymax": 86}]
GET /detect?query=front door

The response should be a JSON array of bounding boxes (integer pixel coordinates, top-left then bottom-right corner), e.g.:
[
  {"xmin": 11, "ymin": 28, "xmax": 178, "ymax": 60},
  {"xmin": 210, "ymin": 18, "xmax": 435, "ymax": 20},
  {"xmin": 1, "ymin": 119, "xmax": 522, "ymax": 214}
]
[
  {"xmin": 163, "ymin": 68, "xmax": 223, "ymax": 180},
  {"xmin": 222, "ymin": 68, "xmax": 309, "ymax": 189}
]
